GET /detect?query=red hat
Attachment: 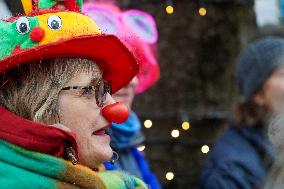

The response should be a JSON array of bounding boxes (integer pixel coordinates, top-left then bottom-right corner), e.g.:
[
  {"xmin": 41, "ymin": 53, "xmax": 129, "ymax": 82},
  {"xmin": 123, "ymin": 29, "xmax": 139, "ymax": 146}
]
[{"xmin": 0, "ymin": 0, "xmax": 139, "ymax": 93}]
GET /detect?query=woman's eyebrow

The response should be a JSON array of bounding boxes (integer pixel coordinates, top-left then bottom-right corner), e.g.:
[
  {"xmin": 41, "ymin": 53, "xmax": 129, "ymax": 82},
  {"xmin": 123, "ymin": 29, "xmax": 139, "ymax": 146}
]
[{"xmin": 87, "ymin": 77, "xmax": 100, "ymax": 86}]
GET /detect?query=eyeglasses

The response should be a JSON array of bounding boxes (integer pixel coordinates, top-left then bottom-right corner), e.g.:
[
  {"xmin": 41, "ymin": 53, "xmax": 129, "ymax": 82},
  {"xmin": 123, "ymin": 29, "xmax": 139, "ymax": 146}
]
[{"xmin": 61, "ymin": 78, "xmax": 112, "ymax": 107}]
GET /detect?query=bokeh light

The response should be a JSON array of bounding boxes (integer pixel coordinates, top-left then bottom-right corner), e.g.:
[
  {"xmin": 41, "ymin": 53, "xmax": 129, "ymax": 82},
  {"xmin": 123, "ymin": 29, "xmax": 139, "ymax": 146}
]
[
  {"xmin": 201, "ymin": 145, "xmax": 210, "ymax": 154},
  {"xmin": 199, "ymin": 7, "xmax": 207, "ymax": 16},
  {"xmin": 166, "ymin": 5, "xmax": 174, "ymax": 14},
  {"xmin": 182, "ymin": 121, "xmax": 190, "ymax": 130},
  {"xmin": 137, "ymin": 145, "xmax": 146, "ymax": 152},
  {"xmin": 166, "ymin": 172, "xmax": 174, "ymax": 180},
  {"xmin": 171, "ymin": 129, "xmax": 180, "ymax": 138},
  {"xmin": 144, "ymin": 120, "xmax": 153, "ymax": 128}
]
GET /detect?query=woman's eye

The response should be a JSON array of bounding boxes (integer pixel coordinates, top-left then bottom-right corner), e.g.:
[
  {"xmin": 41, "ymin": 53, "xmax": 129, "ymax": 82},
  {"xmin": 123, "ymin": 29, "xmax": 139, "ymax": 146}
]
[
  {"xmin": 81, "ymin": 87, "xmax": 95, "ymax": 96},
  {"xmin": 47, "ymin": 15, "xmax": 62, "ymax": 30},
  {"xmin": 16, "ymin": 17, "xmax": 31, "ymax": 34}
]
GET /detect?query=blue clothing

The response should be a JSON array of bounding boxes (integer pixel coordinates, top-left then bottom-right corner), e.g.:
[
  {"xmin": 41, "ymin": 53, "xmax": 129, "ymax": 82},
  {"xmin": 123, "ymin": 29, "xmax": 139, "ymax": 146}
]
[
  {"xmin": 106, "ymin": 111, "xmax": 161, "ymax": 189},
  {"xmin": 111, "ymin": 111, "xmax": 144, "ymax": 150},
  {"xmin": 200, "ymin": 125, "xmax": 275, "ymax": 189},
  {"xmin": 131, "ymin": 147, "xmax": 161, "ymax": 189}
]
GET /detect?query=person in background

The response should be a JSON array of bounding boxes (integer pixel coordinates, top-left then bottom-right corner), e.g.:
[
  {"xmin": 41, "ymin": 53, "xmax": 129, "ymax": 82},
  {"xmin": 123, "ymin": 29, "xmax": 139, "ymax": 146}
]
[
  {"xmin": 84, "ymin": 2, "xmax": 161, "ymax": 189},
  {"xmin": 263, "ymin": 36, "xmax": 284, "ymax": 189},
  {"xmin": 199, "ymin": 36, "xmax": 284, "ymax": 189}
]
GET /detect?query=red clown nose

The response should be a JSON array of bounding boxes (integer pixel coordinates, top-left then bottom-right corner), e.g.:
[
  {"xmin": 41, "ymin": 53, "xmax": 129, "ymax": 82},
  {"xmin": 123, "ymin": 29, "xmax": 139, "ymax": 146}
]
[{"xmin": 101, "ymin": 102, "xmax": 130, "ymax": 124}]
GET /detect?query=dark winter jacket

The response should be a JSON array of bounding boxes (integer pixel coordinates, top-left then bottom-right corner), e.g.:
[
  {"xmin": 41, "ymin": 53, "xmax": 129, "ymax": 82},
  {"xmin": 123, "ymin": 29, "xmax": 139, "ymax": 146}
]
[{"xmin": 200, "ymin": 124, "xmax": 275, "ymax": 189}]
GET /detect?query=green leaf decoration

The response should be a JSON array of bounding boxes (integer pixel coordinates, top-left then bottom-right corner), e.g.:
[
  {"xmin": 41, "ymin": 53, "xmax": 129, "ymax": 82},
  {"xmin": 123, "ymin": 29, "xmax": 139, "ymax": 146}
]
[
  {"xmin": 77, "ymin": 0, "xmax": 83, "ymax": 11},
  {"xmin": 38, "ymin": 0, "xmax": 56, "ymax": 9},
  {"xmin": 0, "ymin": 17, "xmax": 40, "ymax": 59}
]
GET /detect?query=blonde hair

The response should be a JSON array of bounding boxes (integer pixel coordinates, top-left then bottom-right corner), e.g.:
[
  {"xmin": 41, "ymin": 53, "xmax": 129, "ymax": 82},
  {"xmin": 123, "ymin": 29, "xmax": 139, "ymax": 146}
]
[{"xmin": 0, "ymin": 58, "xmax": 100, "ymax": 124}]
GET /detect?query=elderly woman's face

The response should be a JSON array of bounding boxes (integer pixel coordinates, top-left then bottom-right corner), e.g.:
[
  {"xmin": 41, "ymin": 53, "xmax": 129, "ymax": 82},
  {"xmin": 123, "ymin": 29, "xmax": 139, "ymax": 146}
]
[{"xmin": 58, "ymin": 70, "xmax": 115, "ymax": 168}]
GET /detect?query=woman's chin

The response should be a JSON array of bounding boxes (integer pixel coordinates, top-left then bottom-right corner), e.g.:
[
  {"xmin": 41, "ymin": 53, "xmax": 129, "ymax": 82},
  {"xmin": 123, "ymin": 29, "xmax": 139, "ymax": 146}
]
[
  {"xmin": 79, "ymin": 145, "xmax": 113, "ymax": 168},
  {"xmin": 99, "ymin": 145, "xmax": 114, "ymax": 163}
]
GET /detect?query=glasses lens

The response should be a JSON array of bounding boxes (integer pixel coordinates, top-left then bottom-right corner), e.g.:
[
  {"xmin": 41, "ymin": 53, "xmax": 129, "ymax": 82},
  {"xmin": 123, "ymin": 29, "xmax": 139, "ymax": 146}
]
[
  {"xmin": 96, "ymin": 80, "xmax": 105, "ymax": 107},
  {"xmin": 96, "ymin": 79, "xmax": 112, "ymax": 107},
  {"xmin": 105, "ymin": 81, "xmax": 112, "ymax": 95}
]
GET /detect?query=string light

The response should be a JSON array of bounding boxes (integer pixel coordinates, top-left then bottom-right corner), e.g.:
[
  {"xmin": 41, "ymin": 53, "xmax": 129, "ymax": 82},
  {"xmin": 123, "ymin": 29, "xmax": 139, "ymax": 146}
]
[
  {"xmin": 171, "ymin": 129, "xmax": 180, "ymax": 138},
  {"xmin": 201, "ymin": 145, "xmax": 210, "ymax": 154},
  {"xmin": 182, "ymin": 121, "xmax": 190, "ymax": 130},
  {"xmin": 137, "ymin": 145, "xmax": 146, "ymax": 152},
  {"xmin": 144, "ymin": 120, "xmax": 153, "ymax": 128},
  {"xmin": 166, "ymin": 172, "xmax": 174, "ymax": 180},
  {"xmin": 166, "ymin": 5, "xmax": 174, "ymax": 14},
  {"xmin": 199, "ymin": 7, "xmax": 207, "ymax": 16},
  {"xmin": 165, "ymin": 0, "xmax": 174, "ymax": 14}
]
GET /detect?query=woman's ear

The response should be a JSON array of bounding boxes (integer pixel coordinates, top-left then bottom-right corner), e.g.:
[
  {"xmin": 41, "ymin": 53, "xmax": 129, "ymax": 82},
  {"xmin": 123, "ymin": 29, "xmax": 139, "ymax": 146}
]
[{"xmin": 252, "ymin": 90, "xmax": 265, "ymax": 106}]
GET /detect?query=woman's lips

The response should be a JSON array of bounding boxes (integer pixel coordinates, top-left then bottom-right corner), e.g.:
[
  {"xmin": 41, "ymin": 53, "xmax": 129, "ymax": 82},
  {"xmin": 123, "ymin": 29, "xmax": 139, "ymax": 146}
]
[
  {"xmin": 93, "ymin": 129, "xmax": 106, "ymax": 136},
  {"xmin": 92, "ymin": 125, "xmax": 111, "ymax": 136}
]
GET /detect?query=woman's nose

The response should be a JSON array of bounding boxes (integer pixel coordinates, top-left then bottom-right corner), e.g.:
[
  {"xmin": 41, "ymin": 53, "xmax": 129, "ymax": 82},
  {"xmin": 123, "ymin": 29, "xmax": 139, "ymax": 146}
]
[{"xmin": 101, "ymin": 94, "xmax": 130, "ymax": 124}]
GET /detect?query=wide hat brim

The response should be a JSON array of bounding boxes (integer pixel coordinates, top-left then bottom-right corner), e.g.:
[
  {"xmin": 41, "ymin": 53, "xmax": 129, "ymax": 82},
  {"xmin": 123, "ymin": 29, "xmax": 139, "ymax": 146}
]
[{"xmin": 0, "ymin": 34, "xmax": 139, "ymax": 93}]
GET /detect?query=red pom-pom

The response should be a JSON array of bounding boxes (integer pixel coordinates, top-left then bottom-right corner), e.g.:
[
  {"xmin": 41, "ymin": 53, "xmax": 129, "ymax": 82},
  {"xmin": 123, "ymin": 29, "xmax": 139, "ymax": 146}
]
[
  {"xmin": 64, "ymin": 1, "xmax": 80, "ymax": 12},
  {"xmin": 101, "ymin": 102, "xmax": 130, "ymax": 124},
  {"xmin": 30, "ymin": 27, "xmax": 45, "ymax": 42}
]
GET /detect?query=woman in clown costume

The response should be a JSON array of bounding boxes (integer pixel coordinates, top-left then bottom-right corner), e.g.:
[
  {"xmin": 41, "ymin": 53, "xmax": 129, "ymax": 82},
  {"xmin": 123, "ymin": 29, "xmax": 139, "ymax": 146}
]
[
  {"xmin": 83, "ymin": 3, "xmax": 161, "ymax": 189},
  {"xmin": 0, "ymin": 0, "xmax": 148, "ymax": 188}
]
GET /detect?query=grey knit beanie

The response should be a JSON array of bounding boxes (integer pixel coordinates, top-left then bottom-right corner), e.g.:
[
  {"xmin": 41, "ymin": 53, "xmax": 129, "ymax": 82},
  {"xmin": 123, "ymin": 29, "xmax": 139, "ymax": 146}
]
[{"xmin": 236, "ymin": 36, "xmax": 284, "ymax": 101}]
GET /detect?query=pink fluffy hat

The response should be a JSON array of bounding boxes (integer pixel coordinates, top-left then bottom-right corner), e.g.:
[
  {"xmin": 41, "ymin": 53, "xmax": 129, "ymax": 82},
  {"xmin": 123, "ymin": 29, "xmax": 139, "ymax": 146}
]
[{"xmin": 83, "ymin": 2, "xmax": 160, "ymax": 94}]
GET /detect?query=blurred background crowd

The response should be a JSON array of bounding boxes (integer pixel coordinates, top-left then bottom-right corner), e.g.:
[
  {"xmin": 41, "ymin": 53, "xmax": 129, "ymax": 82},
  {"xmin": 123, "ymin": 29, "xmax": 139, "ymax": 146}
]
[{"xmin": 2, "ymin": 0, "xmax": 284, "ymax": 188}]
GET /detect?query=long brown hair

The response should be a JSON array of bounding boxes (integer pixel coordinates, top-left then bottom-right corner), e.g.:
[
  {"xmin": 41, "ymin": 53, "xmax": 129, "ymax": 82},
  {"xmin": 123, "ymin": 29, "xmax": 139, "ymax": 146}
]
[{"xmin": 233, "ymin": 99, "xmax": 270, "ymax": 127}]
